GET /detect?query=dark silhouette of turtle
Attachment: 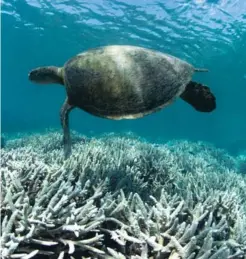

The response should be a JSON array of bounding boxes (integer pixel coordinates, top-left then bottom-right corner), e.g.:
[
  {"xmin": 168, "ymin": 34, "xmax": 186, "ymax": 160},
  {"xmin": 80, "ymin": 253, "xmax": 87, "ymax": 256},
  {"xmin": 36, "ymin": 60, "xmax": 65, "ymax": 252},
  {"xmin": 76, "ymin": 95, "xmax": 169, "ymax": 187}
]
[{"xmin": 28, "ymin": 45, "xmax": 216, "ymax": 158}]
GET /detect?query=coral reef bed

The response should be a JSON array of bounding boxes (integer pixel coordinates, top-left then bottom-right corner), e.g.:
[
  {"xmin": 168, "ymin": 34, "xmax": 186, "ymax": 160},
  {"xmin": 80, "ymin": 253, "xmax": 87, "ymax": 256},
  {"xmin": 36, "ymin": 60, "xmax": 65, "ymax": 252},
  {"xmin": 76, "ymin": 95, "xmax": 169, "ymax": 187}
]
[{"xmin": 1, "ymin": 131, "xmax": 246, "ymax": 259}]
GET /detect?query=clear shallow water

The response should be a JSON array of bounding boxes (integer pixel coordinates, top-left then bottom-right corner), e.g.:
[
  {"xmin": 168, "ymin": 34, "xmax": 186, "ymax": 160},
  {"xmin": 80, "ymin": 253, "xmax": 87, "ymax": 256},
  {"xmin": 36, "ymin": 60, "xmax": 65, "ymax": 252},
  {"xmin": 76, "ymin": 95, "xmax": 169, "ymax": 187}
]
[{"xmin": 2, "ymin": 0, "xmax": 246, "ymax": 153}]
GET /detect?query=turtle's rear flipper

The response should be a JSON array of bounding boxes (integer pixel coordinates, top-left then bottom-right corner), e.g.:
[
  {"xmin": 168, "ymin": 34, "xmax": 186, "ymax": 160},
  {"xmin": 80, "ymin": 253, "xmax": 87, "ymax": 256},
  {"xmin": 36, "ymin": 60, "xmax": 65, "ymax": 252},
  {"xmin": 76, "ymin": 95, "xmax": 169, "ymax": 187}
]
[
  {"xmin": 180, "ymin": 81, "xmax": 216, "ymax": 112},
  {"xmin": 60, "ymin": 98, "xmax": 74, "ymax": 159}
]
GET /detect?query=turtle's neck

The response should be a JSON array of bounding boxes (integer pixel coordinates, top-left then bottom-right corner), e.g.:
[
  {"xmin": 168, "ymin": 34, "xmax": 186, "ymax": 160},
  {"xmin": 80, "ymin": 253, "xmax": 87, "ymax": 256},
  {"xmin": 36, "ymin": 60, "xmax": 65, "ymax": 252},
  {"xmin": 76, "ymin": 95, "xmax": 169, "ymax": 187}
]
[{"xmin": 46, "ymin": 66, "xmax": 64, "ymax": 85}]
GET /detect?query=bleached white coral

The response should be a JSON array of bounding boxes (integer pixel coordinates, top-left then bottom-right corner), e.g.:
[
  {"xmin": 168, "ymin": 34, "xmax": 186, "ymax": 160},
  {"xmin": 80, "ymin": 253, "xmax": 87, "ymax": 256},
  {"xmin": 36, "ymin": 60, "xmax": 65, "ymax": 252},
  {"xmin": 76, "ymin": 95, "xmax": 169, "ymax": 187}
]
[{"xmin": 1, "ymin": 131, "xmax": 246, "ymax": 258}]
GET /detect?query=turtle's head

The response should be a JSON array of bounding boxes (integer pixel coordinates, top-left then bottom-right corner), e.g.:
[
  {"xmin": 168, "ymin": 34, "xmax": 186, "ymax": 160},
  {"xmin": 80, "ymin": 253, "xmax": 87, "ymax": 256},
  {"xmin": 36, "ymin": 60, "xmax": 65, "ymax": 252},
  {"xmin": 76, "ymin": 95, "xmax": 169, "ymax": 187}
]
[{"xmin": 28, "ymin": 66, "xmax": 64, "ymax": 85}]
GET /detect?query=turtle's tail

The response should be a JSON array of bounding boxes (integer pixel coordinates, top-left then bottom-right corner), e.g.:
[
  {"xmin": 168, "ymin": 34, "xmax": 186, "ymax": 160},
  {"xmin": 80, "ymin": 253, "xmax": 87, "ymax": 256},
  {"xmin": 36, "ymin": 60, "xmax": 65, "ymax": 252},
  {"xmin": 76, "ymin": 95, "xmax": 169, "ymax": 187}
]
[
  {"xmin": 194, "ymin": 68, "xmax": 209, "ymax": 72},
  {"xmin": 28, "ymin": 66, "xmax": 64, "ymax": 85}
]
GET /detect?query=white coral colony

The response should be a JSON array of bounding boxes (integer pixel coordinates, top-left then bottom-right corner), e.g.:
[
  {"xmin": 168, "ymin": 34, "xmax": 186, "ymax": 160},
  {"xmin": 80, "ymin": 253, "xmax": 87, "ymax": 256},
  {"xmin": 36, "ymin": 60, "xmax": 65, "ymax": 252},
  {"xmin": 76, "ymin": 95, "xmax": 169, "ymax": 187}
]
[{"xmin": 1, "ymin": 132, "xmax": 246, "ymax": 258}]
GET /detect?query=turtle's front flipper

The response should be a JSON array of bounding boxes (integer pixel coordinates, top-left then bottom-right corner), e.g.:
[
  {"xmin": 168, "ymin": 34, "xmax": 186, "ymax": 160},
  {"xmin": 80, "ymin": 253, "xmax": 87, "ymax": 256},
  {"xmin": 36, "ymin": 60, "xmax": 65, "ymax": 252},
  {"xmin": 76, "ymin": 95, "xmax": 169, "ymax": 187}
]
[
  {"xmin": 180, "ymin": 81, "xmax": 216, "ymax": 112},
  {"xmin": 60, "ymin": 98, "xmax": 74, "ymax": 159}
]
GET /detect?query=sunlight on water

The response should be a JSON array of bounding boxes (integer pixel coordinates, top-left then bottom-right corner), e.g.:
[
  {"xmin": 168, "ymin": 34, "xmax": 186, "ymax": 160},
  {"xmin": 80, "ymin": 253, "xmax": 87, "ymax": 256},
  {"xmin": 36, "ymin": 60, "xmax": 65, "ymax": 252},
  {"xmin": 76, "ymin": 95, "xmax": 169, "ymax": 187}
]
[{"xmin": 3, "ymin": 0, "xmax": 246, "ymax": 63}]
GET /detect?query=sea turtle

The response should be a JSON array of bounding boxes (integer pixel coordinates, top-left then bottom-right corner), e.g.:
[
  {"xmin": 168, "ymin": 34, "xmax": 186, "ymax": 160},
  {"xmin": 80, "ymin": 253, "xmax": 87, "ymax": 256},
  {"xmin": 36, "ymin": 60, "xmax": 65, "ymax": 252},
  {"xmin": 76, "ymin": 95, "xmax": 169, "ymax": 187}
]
[{"xmin": 28, "ymin": 45, "xmax": 216, "ymax": 158}]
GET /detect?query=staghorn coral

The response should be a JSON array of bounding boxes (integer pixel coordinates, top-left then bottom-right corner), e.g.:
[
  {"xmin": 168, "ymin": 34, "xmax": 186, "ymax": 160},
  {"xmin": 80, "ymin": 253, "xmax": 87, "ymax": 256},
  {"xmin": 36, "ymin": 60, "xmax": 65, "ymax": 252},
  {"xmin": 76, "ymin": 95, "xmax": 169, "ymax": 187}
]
[{"xmin": 1, "ymin": 131, "xmax": 246, "ymax": 258}]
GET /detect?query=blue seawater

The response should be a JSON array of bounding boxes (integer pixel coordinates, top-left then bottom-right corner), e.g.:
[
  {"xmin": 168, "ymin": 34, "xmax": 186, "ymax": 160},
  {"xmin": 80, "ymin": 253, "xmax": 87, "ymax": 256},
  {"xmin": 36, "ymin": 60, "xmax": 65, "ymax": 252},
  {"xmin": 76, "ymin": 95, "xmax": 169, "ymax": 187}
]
[{"xmin": 2, "ymin": 0, "xmax": 246, "ymax": 151}]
